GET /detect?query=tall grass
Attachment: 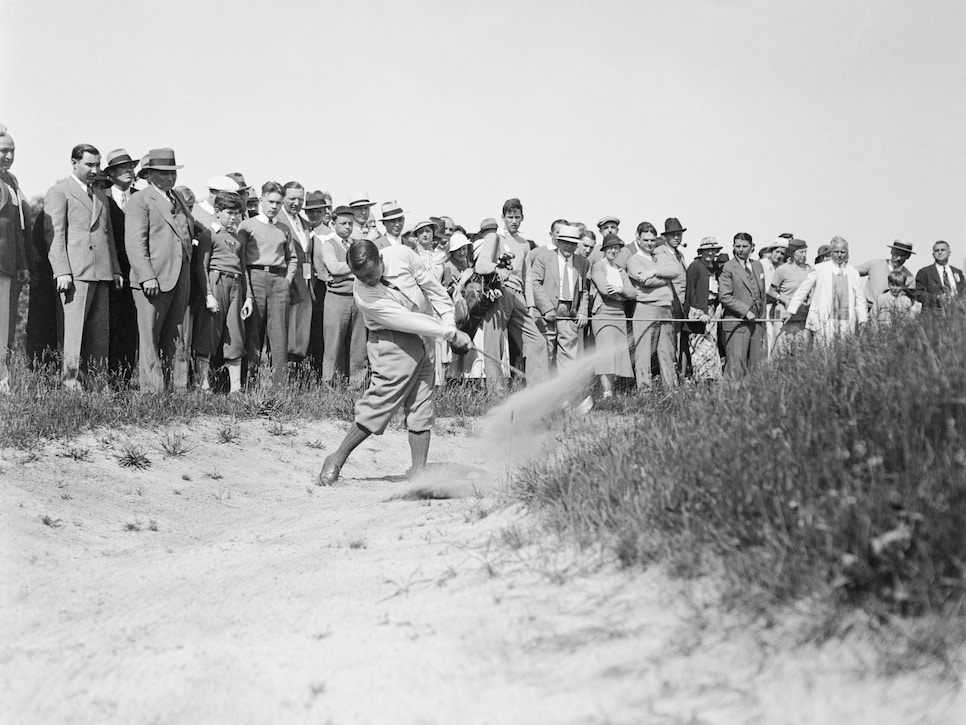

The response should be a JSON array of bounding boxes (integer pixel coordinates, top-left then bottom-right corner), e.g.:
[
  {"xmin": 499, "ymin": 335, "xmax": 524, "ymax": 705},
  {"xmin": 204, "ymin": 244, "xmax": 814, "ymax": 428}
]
[{"xmin": 512, "ymin": 303, "xmax": 966, "ymax": 617}]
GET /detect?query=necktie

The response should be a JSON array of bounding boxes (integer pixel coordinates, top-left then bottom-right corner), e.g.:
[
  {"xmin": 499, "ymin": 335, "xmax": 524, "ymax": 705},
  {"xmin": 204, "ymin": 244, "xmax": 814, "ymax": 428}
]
[
  {"xmin": 942, "ymin": 267, "xmax": 952, "ymax": 294},
  {"xmin": 86, "ymin": 185, "xmax": 93, "ymax": 200},
  {"xmin": 561, "ymin": 259, "xmax": 571, "ymax": 300}
]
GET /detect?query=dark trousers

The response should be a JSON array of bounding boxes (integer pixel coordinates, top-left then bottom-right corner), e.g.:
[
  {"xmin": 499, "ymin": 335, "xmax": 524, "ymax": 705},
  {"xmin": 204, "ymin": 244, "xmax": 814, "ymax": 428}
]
[
  {"xmin": 109, "ymin": 285, "xmax": 138, "ymax": 382},
  {"xmin": 307, "ymin": 279, "xmax": 326, "ymax": 371},
  {"xmin": 722, "ymin": 319, "xmax": 764, "ymax": 379}
]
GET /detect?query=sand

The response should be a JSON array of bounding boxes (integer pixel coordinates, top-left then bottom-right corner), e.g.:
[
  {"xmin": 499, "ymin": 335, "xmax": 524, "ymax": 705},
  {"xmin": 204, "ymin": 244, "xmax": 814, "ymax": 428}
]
[{"xmin": 1, "ymin": 416, "xmax": 963, "ymax": 724}]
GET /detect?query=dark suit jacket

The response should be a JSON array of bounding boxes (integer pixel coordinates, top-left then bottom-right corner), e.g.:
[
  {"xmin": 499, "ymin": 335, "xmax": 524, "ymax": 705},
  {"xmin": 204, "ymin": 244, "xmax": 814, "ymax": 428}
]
[
  {"xmin": 915, "ymin": 264, "xmax": 966, "ymax": 309},
  {"xmin": 107, "ymin": 196, "xmax": 131, "ymax": 279},
  {"xmin": 44, "ymin": 177, "xmax": 120, "ymax": 281},
  {"xmin": 0, "ymin": 170, "xmax": 29, "ymax": 277},
  {"xmin": 125, "ymin": 184, "xmax": 194, "ymax": 292},
  {"xmin": 276, "ymin": 212, "xmax": 314, "ymax": 304},
  {"xmin": 719, "ymin": 257, "xmax": 766, "ymax": 320}
]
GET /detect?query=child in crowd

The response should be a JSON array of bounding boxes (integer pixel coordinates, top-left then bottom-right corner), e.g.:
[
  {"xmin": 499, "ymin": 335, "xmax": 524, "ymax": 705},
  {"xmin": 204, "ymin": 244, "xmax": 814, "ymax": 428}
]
[
  {"xmin": 193, "ymin": 191, "xmax": 253, "ymax": 392},
  {"xmin": 873, "ymin": 270, "xmax": 919, "ymax": 325}
]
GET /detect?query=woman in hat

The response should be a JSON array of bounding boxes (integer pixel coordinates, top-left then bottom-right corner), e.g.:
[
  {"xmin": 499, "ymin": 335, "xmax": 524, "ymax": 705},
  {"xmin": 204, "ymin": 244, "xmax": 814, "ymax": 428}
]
[
  {"xmin": 588, "ymin": 233, "xmax": 635, "ymax": 398},
  {"xmin": 684, "ymin": 237, "xmax": 724, "ymax": 382},
  {"xmin": 769, "ymin": 238, "xmax": 812, "ymax": 355},
  {"xmin": 443, "ymin": 232, "xmax": 487, "ymax": 381}
]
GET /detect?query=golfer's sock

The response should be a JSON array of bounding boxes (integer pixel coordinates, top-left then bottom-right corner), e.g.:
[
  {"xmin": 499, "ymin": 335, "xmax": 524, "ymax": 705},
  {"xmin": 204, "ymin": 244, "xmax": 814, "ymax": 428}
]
[{"xmin": 408, "ymin": 429, "xmax": 431, "ymax": 470}]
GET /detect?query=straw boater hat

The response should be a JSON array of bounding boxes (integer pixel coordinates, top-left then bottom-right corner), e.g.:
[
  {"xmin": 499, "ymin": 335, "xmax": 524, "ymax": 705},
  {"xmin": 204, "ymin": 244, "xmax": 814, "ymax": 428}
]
[
  {"xmin": 205, "ymin": 175, "xmax": 240, "ymax": 193},
  {"xmin": 887, "ymin": 239, "xmax": 915, "ymax": 256},
  {"xmin": 556, "ymin": 224, "xmax": 582, "ymax": 244},
  {"xmin": 141, "ymin": 148, "xmax": 183, "ymax": 171},
  {"xmin": 104, "ymin": 149, "xmax": 136, "ymax": 170},
  {"xmin": 348, "ymin": 190, "xmax": 374, "ymax": 208},
  {"xmin": 303, "ymin": 190, "xmax": 328, "ymax": 210},
  {"xmin": 596, "ymin": 215, "xmax": 620, "ymax": 229},
  {"xmin": 600, "ymin": 233, "xmax": 623, "ymax": 250},
  {"xmin": 379, "ymin": 201, "xmax": 405, "ymax": 221}
]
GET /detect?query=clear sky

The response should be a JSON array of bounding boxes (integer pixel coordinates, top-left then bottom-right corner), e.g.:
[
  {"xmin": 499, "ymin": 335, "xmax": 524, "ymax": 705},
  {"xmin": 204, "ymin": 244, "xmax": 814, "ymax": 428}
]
[{"xmin": 3, "ymin": 0, "xmax": 964, "ymax": 265}]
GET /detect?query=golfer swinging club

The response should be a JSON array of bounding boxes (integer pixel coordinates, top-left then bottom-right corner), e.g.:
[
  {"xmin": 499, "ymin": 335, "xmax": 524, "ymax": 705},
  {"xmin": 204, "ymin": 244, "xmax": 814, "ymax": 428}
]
[{"xmin": 318, "ymin": 240, "xmax": 473, "ymax": 485}]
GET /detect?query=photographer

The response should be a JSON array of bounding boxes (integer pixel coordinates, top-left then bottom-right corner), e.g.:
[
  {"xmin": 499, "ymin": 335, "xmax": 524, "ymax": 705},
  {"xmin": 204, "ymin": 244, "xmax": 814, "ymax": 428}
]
[{"xmin": 474, "ymin": 200, "xmax": 549, "ymax": 392}]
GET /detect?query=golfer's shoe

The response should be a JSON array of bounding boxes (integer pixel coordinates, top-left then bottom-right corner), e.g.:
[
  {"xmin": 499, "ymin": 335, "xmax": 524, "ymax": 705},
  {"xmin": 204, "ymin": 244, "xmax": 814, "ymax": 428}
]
[{"xmin": 317, "ymin": 457, "xmax": 341, "ymax": 486}]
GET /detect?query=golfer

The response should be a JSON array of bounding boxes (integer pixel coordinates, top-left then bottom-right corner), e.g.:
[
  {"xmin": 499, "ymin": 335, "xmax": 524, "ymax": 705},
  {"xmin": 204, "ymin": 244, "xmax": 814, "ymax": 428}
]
[{"xmin": 318, "ymin": 240, "xmax": 473, "ymax": 485}]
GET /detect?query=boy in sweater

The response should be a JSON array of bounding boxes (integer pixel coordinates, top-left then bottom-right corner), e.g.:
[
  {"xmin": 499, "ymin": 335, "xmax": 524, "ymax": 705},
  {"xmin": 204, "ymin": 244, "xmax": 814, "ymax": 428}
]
[
  {"xmin": 873, "ymin": 270, "xmax": 918, "ymax": 325},
  {"xmin": 194, "ymin": 192, "xmax": 253, "ymax": 391}
]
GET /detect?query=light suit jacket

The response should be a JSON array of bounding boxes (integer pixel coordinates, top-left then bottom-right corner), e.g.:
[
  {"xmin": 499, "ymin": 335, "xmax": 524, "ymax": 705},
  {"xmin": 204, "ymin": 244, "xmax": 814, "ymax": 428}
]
[
  {"xmin": 787, "ymin": 261, "xmax": 868, "ymax": 333},
  {"xmin": 125, "ymin": 184, "xmax": 194, "ymax": 292},
  {"xmin": 530, "ymin": 250, "xmax": 589, "ymax": 318},
  {"xmin": 44, "ymin": 177, "xmax": 120, "ymax": 281}
]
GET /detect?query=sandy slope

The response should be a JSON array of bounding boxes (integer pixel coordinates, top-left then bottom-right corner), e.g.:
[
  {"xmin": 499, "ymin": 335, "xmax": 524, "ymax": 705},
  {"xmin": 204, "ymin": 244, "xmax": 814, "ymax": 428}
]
[{"xmin": 1, "ymin": 417, "xmax": 962, "ymax": 725}]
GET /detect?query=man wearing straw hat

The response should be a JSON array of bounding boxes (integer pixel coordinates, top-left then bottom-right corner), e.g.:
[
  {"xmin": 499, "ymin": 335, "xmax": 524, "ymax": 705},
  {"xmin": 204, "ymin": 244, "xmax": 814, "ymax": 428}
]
[
  {"xmin": 530, "ymin": 223, "xmax": 589, "ymax": 372},
  {"xmin": 854, "ymin": 239, "xmax": 915, "ymax": 305},
  {"xmin": 125, "ymin": 147, "xmax": 195, "ymax": 391},
  {"xmin": 374, "ymin": 201, "xmax": 406, "ymax": 249},
  {"xmin": 347, "ymin": 190, "xmax": 380, "ymax": 242},
  {"xmin": 318, "ymin": 240, "xmax": 472, "ymax": 485}
]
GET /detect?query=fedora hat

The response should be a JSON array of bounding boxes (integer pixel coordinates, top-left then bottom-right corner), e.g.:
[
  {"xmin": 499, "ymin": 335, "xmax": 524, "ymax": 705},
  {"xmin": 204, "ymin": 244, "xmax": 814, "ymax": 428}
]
[
  {"xmin": 348, "ymin": 190, "xmax": 374, "ymax": 208},
  {"xmin": 596, "ymin": 215, "xmax": 620, "ymax": 229},
  {"xmin": 141, "ymin": 147, "xmax": 183, "ymax": 171},
  {"xmin": 479, "ymin": 218, "xmax": 498, "ymax": 233},
  {"xmin": 205, "ymin": 175, "xmax": 240, "ymax": 193},
  {"xmin": 600, "ymin": 233, "xmax": 623, "ymax": 250},
  {"xmin": 664, "ymin": 217, "xmax": 686, "ymax": 235},
  {"xmin": 379, "ymin": 201, "xmax": 405, "ymax": 221},
  {"xmin": 556, "ymin": 224, "xmax": 582, "ymax": 244},
  {"xmin": 226, "ymin": 172, "xmax": 252, "ymax": 192},
  {"xmin": 697, "ymin": 236, "xmax": 722, "ymax": 253},
  {"xmin": 448, "ymin": 232, "xmax": 473, "ymax": 253},
  {"xmin": 104, "ymin": 148, "xmax": 136, "ymax": 170},
  {"xmin": 304, "ymin": 190, "xmax": 328, "ymax": 210},
  {"xmin": 887, "ymin": 239, "xmax": 915, "ymax": 256}
]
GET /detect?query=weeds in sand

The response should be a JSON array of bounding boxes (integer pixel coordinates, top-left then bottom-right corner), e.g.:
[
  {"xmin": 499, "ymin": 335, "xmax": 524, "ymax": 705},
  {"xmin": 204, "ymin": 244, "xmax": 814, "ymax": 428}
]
[
  {"xmin": 59, "ymin": 491, "xmax": 71, "ymax": 500},
  {"xmin": 181, "ymin": 473, "xmax": 191, "ymax": 481},
  {"xmin": 267, "ymin": 420, "xmax": 295, "ymax": 437},
  {"xmin": 216, "ymin": 422, "xmax": 240, "ymax": 444},
  {"xmin": 213, "ymin": 488, "xmax": 231, "ymax": 501},
  {"xmin": 117, "ymin": 445, "xmax": 151, "ymax": 470},
  {"xmin": 18, "ymin": 452, "xmax": 39, "ymax": 465},
  {"xmin": 59, "ymin": 446, "xmax": 90, "ymax": 462},
  {"xmin": 380, "ymin": 570, "xmax": 427, "ymax": 601},
  {"xmin": 348, "ymin": 537, "xmax": 367, "ymax": 550},
  {"xmin": 203, "ymin": 469, "xmax": 223, "ymax": 480},
  {"xmin": 147, "ymin": 520, "xmax": 159, "ymax": 531},
  {"xmin": 124, "ymin": 519, "xmax": 142, "ymax": 531},
  {"xmin": 40, "ymin": 514, "xmax": 63, "ymax": 528},
  {"xmin": 159, "ymin": 431, "xmax": 190, "ymax": 457},
  {"xmin": 500, "ymin": 525, "xmax": 528, "ymax": 551},
  {"xmin": 305, "ymin": 439, "xmax": 325, "ymax": 450}
]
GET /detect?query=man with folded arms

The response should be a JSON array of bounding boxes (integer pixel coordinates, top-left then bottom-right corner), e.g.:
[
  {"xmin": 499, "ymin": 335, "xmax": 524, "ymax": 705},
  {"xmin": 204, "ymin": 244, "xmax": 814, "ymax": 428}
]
[
  {"xmin": 45, "ymin": 143, "xmax": 124, "ymax": 389},
  {"xmin": 125, "ymin": 148, "xmax": 195, "ymax": 391},
  {"xmin": 318, "ymin": 240, "xmax": 472, "ymax": 485},
  {"xmin": 236, "ymin": 181, "xmax": 298, "ymax": 387}
]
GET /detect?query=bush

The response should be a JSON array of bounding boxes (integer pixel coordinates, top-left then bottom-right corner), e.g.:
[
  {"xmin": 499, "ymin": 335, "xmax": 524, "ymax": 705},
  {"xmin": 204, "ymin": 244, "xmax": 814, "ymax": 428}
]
[{"xmin": 511, "ymin": 302, "xmax": 966, "ymax": 616}]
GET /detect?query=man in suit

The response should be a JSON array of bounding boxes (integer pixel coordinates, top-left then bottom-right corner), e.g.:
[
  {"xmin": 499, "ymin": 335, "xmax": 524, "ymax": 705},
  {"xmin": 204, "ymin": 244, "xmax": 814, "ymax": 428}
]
[
  {"xmin": 719, "ymin": 232, "xmax": 766, "ymax": 379},
  {"xmin": 276, "ymin": 181, "xmax": 314, "ymax": 364},
  {"xmin": 347, "ymin": 191, "xmax": 380, "ymax": 242},
  {"xmin": 103, "ymin": 149, "xmax": 140, "ymax": 382},
  {"xmin": 855, "ymin": 240, "xmax": 915, "ymax": 305},
  {"xmin": 785, "ymin": 236, "xmax": 868, "ymax": 343},
  {"xmin": 0, "ymin": 128, "xmax": 30, "ymax": 391},
  {"xmin": 915, "ymin": 240, "xmax": 965, "ymax": 310},
  {"xmin": 44, "ymin": 144, "xmax": 124, "ymax": 389},
  {"xmin": 125, "ymin": 148, "xmax": 195, "ymax": 392},
  {"xmin": 530, "ymin": 224, "xmax": 589, "ymax": 372},
  {"xmin": 373, "ymin": 201, "xmax": 405, "ymax": 249},
  {"xmin": 303, "ymin": 191, "xmax": 331, "ymax": 371}
]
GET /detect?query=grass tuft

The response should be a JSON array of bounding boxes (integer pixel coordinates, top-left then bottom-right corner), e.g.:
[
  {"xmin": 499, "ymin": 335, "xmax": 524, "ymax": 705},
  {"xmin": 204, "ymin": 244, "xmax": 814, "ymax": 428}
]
[{"xmin": 117, "ymin": 446, "xmax": 151, "ymax": 470}]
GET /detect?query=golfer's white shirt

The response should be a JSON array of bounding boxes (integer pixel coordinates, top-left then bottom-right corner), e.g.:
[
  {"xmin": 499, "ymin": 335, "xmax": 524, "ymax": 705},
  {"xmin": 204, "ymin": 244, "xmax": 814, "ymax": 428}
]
[{"xmin": 354, "ymin": 245, "xmax": 457, "ymax": 341}]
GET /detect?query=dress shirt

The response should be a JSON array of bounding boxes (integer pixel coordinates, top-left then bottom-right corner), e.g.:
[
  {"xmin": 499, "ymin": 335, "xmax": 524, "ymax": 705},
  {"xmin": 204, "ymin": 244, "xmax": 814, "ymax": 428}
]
[
  {"xmin": 353, "ymin": 245, "xmax": 456, "ymax": 340},
  {"xmin": 282, "ymin": 210, "xmax": 309, "ymax": 253},
  {"xmin": 937, "ymin": 263, "xmax": 958, "ymax": 294},
  {"xmin": 557, "ymin": 252, "xmax": 574, "ymax": 302},
  {"xmin": 111, "ymin": 185, "xmax": 132, "ymax": 210}
]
